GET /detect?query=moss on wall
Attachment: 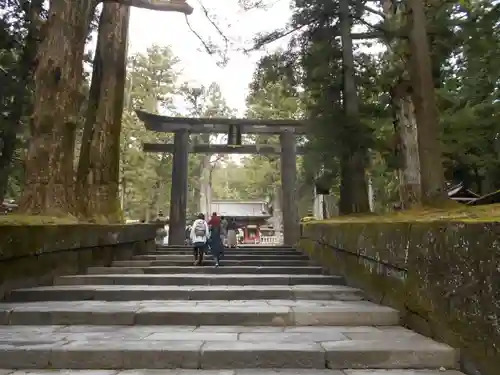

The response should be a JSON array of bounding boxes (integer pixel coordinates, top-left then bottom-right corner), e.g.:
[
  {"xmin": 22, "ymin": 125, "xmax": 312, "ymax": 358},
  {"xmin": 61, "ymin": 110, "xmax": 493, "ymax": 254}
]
[
  {"xmin": 0, "ymin": 223, "xmax": 160, "ymax": 299},
  {"xmin": 300, "ymin": 221, "xmax": 500, "ymax": 375}
]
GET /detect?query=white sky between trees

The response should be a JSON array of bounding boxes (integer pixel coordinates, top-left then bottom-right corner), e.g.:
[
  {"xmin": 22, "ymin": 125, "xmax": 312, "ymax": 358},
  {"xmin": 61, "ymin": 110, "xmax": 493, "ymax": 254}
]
[
  {"xmin": 127, "ymin": 0, "xmax": 384, "ymax": 115},
  {"xmin": 128, "ymin": 0, "xmax": 293, "ymax": 116},
  {"xmin": 124, "ymin": 0, "xmax": 384, "ymax": 162}
]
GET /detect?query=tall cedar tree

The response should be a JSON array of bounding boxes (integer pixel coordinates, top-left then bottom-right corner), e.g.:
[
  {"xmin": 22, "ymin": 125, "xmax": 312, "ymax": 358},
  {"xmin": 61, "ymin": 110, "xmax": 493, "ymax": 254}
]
[
  {"xmin": 76, "ymin": 2, "xmax": 129, "ymax": 221},
  {"xmin": 19, "ymin": 0, "xmax": 192, "ymax": 216},
  {"xmin": 19, "ymin": 0, "xmax": 97, "ymax": 214}
]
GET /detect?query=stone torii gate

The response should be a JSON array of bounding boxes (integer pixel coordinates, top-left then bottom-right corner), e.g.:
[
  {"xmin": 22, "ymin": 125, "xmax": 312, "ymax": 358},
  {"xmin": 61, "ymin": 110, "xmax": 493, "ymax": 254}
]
[{"xmin": 136, "ymin": 110, "xmax": 307, "ymax": 246}]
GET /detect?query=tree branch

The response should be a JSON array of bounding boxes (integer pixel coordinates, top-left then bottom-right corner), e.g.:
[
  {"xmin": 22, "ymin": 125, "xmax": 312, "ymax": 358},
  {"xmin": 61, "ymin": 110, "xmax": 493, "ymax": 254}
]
[
  {"xmin": 184, "ymin": 14, "xmax": 216, "ymax": 55},
  {"xmin": 363, "ymin": 4, "xmax": 386, "ymax": 19},
  {"xmin": 195, "ymin": 0, "xmax": 229, "ymax": 51},
  {"xmin": 352, "ymin": 31, "xmax": 385, "ymax": 39},
  {"xmin": 244, "ymin": 21, "xmax": 314, "ymax": 52},
  {"xmin": 181, "ymin": 0, "xmax": 232, "ymax": 66},
  {"xmin": 102, "ymin": 0, "xmax": 193, "ymax": 14}
]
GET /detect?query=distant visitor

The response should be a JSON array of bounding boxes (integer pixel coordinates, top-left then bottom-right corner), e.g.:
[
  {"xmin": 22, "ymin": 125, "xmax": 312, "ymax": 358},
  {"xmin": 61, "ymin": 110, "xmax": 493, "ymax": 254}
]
[
  {"xmin": 227, "ymin": 218, "xmax": 238, "ymax": 248},
  {"xmin": 190, "ymin": 213, "xmax": 209, "ymax": 266}
]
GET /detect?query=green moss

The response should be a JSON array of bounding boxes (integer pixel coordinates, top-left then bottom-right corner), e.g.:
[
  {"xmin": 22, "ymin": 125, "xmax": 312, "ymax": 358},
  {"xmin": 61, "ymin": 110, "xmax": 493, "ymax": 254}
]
[
  {"xmin": 0, "ymin": 210, "xmax": 126, "ymax": 226},
  {"xmin": 300, "ymin": 220, "xmax": 500, "ymax": 375},
  {"xmin": 0, "ymin": 215, "xmax": 80, "ymax": 226},
  {"xmin": 310, "ymin": 204, "xmax": 500, "ymax": 224}
]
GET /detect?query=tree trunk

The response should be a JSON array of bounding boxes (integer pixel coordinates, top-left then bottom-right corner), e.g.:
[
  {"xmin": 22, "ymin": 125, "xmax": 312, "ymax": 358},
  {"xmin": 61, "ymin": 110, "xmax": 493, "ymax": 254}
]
[
  {"xmin": 19, "ymin": 0, "xmax": 96, "ymax": 215},
  {"xmin": 406, "ymin": 0, "xmax": 447, "ymax": 206},
  {"xmin": 338, "ymin": 0, "xmax": 370, "ymax": 215},
  {"xmin": 392, "ymin": 80, "xmax": 421, "ymax": 208},
  {"xmin": 76, "ymin": 2, "xmax": 130, "ymax": 222}
]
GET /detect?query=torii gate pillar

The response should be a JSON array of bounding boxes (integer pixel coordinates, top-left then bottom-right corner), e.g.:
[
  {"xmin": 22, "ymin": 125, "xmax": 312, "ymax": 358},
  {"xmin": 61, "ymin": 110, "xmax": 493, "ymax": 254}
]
[
  {"xmin": 168, "ymin": 129, "xmax": 189, "ymax": 245},
  {"xmin": 280, "ymin": 130, "xmax": 299, "ymax": 246}
]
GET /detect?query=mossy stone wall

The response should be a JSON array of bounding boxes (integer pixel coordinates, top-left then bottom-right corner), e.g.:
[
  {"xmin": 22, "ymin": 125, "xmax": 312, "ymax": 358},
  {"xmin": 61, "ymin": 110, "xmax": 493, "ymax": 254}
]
[
  {"xmin": 299, "ymin": 221, "xmax": 500, "ymax": 375},
  {"xmin": 0, "ymin": 224, "xmax": 159, "ymax": 299}
]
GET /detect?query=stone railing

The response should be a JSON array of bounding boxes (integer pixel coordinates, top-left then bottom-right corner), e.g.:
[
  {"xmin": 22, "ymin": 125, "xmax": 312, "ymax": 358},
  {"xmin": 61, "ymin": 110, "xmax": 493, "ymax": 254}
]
[
  {"xmin": 0, "ymin": 223, "xmax": 159, "ymax": 300},
  {"xmin": 299, "ymin": 220, "xmax": 500, "ymax": 375}
]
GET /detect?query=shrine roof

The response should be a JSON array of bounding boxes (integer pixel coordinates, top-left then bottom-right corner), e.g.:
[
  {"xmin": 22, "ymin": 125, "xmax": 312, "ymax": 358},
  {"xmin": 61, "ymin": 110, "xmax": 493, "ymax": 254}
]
[{"xmin": 211, "ymin": 200, "xmax": 272, "ymax": 218}]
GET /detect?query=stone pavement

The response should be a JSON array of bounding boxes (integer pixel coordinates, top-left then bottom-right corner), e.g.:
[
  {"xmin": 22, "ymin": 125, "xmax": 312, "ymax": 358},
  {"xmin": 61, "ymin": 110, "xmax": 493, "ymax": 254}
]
[{"xmin": 0, "ymin": 245, "xmax": 465, "ymax": 374}]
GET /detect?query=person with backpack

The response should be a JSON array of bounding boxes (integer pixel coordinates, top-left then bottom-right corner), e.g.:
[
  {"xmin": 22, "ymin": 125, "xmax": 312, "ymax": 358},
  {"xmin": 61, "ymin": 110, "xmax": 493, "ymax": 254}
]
[{"xmin": 190, "ymin": 213, "xmax": 209, "ymax": 266}]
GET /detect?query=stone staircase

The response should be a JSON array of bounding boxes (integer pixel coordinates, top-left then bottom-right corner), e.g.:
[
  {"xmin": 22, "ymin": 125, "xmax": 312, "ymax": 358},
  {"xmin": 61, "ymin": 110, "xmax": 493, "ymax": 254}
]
[{"xmin": 0, "ymin": 245, "xmax": 465, "ymax": 374}]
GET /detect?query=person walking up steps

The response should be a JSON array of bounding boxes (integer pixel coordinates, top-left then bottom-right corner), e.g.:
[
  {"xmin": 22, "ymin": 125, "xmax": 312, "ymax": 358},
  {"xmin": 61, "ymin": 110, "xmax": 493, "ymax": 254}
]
[
  {"xmin": 208, "ymin": 212, "xmax": 224, "ymax": 267},
  {"xmin": 190, "ymin": 213, "xmax": 209, "ymax": 266},
  {"xmin": 209, "ymin": 218, "xmax": 224, "ymax": 268},
  {"xmin": 227, "ymin": 218, "xmax": 238, "ymax": 248}
]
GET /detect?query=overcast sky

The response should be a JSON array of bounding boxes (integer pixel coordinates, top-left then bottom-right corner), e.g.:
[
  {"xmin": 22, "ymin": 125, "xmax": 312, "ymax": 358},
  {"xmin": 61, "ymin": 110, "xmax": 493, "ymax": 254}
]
[{"xmin": 127, "ymin": 0, "xmax": 293, "ymax": 115}]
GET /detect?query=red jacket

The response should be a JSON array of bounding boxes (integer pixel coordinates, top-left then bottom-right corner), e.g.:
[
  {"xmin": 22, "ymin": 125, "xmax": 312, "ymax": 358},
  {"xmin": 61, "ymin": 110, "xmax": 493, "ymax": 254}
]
[{"xmin": 208, "ymin": 216, "xmax": 221, "ymax": 228}]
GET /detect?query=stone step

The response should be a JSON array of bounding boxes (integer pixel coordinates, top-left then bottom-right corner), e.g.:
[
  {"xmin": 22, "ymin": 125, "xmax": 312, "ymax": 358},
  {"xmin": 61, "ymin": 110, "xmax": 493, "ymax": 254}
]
[
  {"xmin": 0, "ymin": 325, "xmax": 458, "ymax": 369},
  {"xmin": 157, "ymin": 246, "xmax": 297, "ymax": 251},
  {"xmin": 86, "ymin": 266, "xmax": 325, "ymax": 275},
  {"xmin": 0, "ymin": 370, "xmax": 468, "ymax": 375},
  {"xmin": 0, "ymin": 300, "xmax": 400, "ymax": 326},
  {"xmin": 112, "ymin": 259, "xmax": 311, "ymax": 267},
  {"xmin": 6, "ymin": 285, "xmax": 363, "ymax": 302},
  {"xmin": 152, "ymin": 250, "xmax": 303, "ymax": 256},
  {"xmin": 54, "ymin": 274, "xmax": 341, "ymax": 286},
  {"xmin": 133, "ymin": 254, "xmax": 310, "ymax": 261}
]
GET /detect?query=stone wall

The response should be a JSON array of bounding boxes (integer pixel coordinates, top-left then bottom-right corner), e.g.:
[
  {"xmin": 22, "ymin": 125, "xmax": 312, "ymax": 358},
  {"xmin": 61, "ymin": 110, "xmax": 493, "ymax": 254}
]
[
  {"xmin": 299, "ymin": 221, "xmax": 500, "ymax": 375},
  {"xmin": 0, "ymin": 224, "xmax": 159, "ymax": 299}
]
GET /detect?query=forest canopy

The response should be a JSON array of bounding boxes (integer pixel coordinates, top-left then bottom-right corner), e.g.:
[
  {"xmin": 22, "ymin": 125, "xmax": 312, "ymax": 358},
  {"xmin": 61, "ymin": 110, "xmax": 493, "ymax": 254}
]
[{"xmin": 1, "ymin": 0, "xmax": 499, "ymax": 221}]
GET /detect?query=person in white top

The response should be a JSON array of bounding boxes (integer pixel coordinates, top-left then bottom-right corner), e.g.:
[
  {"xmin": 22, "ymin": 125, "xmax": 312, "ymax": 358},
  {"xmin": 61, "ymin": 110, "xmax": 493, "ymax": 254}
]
[{"xmin": 190, "ymin": 213, "xmax": 210, "ymax": 266}]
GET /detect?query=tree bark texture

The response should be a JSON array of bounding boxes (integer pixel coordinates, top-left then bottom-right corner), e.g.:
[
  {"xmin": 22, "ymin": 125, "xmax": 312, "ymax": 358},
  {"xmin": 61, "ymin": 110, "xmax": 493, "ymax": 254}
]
[
  {"xmin": 19, "ymin": 0, "xmax": 96, "ymax": 215},
  {"xmin": 406, "ymin": 0, "xmax": 447, "ymax": 206},
  {"xmin": 76, "ymin": 2, "xmax": 130, "ymax": 222},
  {"xmin": 392, "ymin": 80, "xmax": 421, "ymax": 208},
  {"xmin": 338, "ymin": 0, "xmax": 370, "ymax": 215}
]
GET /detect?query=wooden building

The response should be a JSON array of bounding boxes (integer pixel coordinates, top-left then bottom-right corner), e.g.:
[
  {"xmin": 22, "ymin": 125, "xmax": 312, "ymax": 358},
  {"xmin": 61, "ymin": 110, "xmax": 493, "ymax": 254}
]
[{"xmin": 210, "ymin": 200, "xmax": 272, "ymax": 244}]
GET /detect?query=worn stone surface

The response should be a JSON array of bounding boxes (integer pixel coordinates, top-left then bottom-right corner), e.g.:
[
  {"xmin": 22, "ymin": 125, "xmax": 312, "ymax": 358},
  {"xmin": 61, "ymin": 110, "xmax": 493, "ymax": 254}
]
[
  {"xmin": 0, "ymin": 300, "xmax": 398, "ymax": 326},
  {"xmin": 0, "ymin": 371, "xmax": 466, "ymax": 375},
  {"xmin": 322, "ymin": 339, "xmax": 458, "ymax": 369},
  {"xmin": 86, "ymin": 266, "xmax": 325, "ymax": 275},
  {"xmin": 200, "ymin": 342, "xmax": 326, "ymax": 369},
  {"xmin": 54, "ymin": 274, "xmax": 343, "ymax": 286},
  {"xmin": 0, "ymin": 244, "xmax": 465, "ymax": 373},
  {"xmin": 112, "ymin": 260, "xmax": 312, "ymax": 267},
  {"xmin": 7, "ymin": 284, "xmax": 361, "ymax": 302},
  {"xmin": 133, "ymin": 254, "xmax": 310, "ymax": 261},
  {"xmin": 0, "ymin": 325, "xmax": 424, "ymax": 342}
]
